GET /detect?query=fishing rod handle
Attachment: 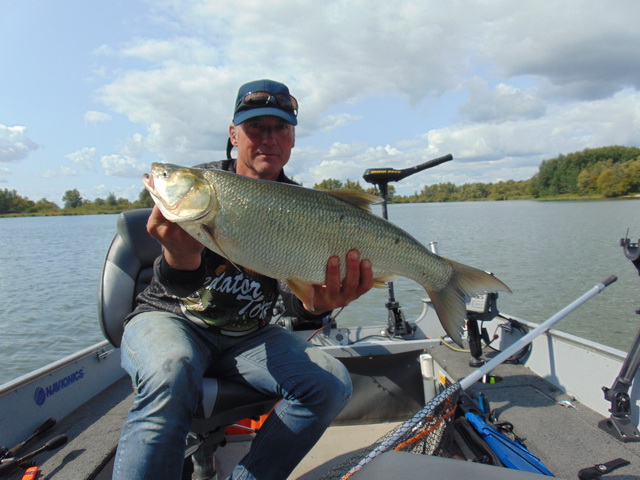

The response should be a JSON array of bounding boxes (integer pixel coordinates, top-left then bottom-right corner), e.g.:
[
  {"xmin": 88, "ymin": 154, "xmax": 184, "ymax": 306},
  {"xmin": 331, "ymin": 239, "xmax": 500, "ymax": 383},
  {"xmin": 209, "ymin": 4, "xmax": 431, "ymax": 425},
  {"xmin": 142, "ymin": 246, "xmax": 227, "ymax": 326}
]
[
  {"xmin": 0, "ymin": 458, "xmax": 18, "ymax": 475},
  {"xmin": 7, "ymin": 418, "xmax": 56, "ymax": 456}
]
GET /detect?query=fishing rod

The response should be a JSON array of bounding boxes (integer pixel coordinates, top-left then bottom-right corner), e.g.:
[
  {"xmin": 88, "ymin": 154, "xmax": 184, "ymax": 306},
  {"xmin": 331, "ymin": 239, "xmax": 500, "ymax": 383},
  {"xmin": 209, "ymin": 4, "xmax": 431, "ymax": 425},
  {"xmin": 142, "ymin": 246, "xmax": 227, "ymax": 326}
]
[
  {"xmin": 363, "ymin": 154, "xmax": 453, "ymax": 337},
  {"xmin": 340, "ymin": 276, "xmax": 617, "ymax": 479},
  {"xmin": 1, "ymin": 418, "xmax": 56, "ymax": 460},
  {"xmin": 460, "ymin": 275, "xmax": 618, "ymax": 389},
  {"xmin": 0, "ymin": 435, "xmax": 67, "ymax": 477}
]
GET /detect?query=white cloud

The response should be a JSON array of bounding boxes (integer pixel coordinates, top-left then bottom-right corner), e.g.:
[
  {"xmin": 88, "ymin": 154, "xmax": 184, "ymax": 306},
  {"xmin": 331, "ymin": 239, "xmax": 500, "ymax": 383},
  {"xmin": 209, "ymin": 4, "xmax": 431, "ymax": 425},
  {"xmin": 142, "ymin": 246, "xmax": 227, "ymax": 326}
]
[
  {"xmin": 120, "ymin": 37, "xmax": 220, "ymax": 66},
  {"xmin": 118, "ymin": 133, "xmax": 147, "ymax": 158},
  {"xmin": 0, "ymin": 166, "xmax": 10, "ymax": 183},
  {"xmin": 100, "ymin": 154, "xmax": 148, "ymax": 177},
  {"xmin": 318, "ymin": 114, "xmax": 362, "ymax": 132},
  {"xmin": 460, "ymin": 78, "xmax": 546, "ymax": 123},
  {"xmin": 66, "ymin": 147, "xmax": 97, "ymax": 171},
  {"xmin": 77, "ymin": 0, "xmax": 640, "ymax": 198},
  {"xmin": 480, "ymin": 2, "xmax": 640, "ymax": 99},
  {"xmin": 84, "ymin": 111, "xmax": 112, "ymax": 124},
  {"xmin": 97, "ymin": 65, "xmax": 229, "ymax": 164},
  {"xmin": 40, "ymin": 170, "xmax": 58, "ymax": 179},
  {"xmin": 0, "ymin": 125, "xmax": 39, "ymax": 162}
]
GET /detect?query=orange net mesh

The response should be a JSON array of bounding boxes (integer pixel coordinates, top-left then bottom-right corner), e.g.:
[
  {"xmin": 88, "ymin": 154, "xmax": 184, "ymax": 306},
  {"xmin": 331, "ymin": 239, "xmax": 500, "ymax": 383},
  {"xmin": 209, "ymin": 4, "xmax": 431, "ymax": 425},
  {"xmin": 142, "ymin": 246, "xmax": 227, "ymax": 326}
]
[{"xmin": 319, "ymin": 383, "xmax": 461, "ymax": 480}]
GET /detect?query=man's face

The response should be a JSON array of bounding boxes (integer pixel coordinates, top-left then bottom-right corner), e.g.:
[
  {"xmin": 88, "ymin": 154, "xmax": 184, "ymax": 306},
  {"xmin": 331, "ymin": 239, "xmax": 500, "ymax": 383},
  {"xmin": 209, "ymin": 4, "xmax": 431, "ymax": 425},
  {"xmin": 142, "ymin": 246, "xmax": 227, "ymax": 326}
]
[{"xmin": 230, "ymin": 116, "xmax": 295, "ymax": 181}]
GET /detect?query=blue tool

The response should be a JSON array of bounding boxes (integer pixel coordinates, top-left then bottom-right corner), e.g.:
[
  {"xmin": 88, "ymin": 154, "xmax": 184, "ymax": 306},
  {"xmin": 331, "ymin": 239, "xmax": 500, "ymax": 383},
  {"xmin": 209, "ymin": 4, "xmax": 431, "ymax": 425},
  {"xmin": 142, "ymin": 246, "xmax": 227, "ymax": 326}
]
[{"xmin": 466, "ymin": 412, "xmax": 554, "ymax": 476}]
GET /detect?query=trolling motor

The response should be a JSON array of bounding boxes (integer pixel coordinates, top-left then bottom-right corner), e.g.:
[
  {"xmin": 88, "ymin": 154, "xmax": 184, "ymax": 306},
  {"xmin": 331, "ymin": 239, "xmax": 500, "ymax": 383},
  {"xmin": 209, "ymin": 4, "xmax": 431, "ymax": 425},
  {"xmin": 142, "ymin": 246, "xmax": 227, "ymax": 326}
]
[
  {"xmin": 363, "ymin": 154, "xmax": 453, "ymax": 337},
  {"xmin": 466, "ymin": 292, "xmax": 500, "ymax": 367},
  {"xmin": 598, "ymin": 232, "xmax": 640, "ymax": 442},
  {"xmin": 621, "ymin": 231, "xmax": 640, "ymax": 275}
]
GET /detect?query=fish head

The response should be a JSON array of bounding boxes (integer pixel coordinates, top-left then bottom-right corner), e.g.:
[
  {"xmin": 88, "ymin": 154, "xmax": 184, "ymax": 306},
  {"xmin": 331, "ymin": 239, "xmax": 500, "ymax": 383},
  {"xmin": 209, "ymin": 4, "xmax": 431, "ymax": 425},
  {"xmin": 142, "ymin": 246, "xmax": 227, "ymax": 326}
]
[{"xmin": 143, "ymin": 163, "xmax": 213, "ymax": 222}]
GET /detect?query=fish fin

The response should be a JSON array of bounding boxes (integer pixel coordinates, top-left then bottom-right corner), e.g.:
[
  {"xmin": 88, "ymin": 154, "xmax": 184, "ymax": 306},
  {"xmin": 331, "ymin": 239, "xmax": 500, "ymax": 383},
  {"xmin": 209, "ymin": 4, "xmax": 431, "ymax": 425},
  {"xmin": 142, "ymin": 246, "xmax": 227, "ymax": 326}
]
[
  {"xmin": 328, "ymin": 191, "xmax": 382, "ymax": 212},
  {"xmin": 200, "ymin": 225, "xmax": 243, "ymax": 272},
  {"xmin": 426, "ymin": 260, "xmax": 511, "ymax": 347},
  {"xmin": 373, "ymin": 275, "xmax": 399, "ymax": 288},
  {"xmin": 286, "ymin": 278, "xmax": 315, "ymax": 310}
]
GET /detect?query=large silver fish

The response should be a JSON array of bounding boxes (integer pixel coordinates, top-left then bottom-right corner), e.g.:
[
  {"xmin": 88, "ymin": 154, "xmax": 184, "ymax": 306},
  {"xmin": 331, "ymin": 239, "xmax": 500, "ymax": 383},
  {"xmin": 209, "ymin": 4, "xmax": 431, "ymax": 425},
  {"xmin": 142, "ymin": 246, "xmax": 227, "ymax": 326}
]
[{"xmin": 143, "ymin": 162, "xmax": 510, "ymax": 345}]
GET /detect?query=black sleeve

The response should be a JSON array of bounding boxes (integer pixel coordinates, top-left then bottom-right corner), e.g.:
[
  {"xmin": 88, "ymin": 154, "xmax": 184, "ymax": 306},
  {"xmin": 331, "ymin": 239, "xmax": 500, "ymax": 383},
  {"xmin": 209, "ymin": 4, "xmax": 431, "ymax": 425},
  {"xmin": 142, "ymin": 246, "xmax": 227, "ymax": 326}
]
[{"xmin": 157, "ymin": 255, "xmax": 207, "ymax": 297}]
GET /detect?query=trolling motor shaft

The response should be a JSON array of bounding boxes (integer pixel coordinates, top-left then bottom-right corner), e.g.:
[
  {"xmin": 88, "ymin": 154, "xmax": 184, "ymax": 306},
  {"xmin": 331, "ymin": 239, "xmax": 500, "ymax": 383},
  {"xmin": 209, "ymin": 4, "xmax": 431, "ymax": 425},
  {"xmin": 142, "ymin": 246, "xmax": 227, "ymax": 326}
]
[{"xmin": 363, "ymin": 154, "xmax": 453, "ymax": 337}]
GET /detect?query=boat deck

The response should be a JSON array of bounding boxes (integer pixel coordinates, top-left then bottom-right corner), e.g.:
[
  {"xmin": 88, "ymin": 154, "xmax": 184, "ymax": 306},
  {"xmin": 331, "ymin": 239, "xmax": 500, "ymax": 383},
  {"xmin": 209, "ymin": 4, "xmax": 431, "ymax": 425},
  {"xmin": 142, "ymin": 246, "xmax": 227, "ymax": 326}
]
[
  {"xmin": 426, "ymin": 343, "xmax": 640, "ymax": 479},
  {"xmin": 7, "ymin": 343, "xmax": 640, "ymax": 479}
]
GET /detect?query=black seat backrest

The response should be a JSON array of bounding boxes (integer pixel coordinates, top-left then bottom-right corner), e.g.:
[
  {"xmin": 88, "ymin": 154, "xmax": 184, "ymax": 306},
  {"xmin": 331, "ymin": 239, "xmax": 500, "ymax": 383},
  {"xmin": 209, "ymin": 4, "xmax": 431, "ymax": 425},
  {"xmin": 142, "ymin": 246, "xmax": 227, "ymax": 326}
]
[{"xmin": 98, "ymin": 208, "xmax": 160, "ymax": 347}]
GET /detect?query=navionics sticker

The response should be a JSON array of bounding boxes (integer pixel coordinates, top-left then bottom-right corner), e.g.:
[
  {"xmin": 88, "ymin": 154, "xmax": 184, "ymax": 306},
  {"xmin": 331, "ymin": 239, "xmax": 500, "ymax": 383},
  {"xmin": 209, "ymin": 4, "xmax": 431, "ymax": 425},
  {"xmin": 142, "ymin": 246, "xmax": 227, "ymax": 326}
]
[{"xmin": 33, "ymin": 368, "xmax": 85, "ymax": 406}]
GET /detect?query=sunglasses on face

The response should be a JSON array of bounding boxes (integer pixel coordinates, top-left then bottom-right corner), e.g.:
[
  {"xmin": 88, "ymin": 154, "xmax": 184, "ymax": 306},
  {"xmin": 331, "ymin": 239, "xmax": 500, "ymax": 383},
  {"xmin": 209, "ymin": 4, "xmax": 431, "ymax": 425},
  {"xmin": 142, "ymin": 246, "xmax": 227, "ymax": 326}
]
[{"xmin": 235, "ymin": 91, "xmax": 299, "ymax": 116}]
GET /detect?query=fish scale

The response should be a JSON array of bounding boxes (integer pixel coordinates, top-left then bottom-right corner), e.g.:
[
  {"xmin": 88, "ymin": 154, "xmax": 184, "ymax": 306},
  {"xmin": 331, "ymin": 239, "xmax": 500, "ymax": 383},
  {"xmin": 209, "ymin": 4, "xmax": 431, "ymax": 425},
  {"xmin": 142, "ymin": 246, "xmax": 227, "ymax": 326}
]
[
  {"xmin": 209, "ymin": 170, "xmax": 435, "ymax": 284},
  {"xmin": 144, "ymin": 163, "xmax": 511, "ymax": 345}
]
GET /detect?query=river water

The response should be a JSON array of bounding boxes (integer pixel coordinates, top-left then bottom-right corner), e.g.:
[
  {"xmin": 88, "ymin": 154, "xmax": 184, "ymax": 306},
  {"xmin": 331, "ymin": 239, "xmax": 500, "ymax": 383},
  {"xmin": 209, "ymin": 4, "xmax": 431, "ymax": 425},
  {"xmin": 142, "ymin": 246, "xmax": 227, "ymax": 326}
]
[{"xmin": 1, "ymin": 200, "xmax": 639, "ymax": 385}]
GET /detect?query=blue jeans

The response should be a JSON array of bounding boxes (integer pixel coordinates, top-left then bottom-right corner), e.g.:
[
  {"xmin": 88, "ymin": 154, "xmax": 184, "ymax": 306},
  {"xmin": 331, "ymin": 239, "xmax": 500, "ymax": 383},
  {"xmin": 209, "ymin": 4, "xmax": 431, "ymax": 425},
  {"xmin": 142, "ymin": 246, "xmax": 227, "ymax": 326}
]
[{"xmin": 113, "ymin": 312, "xmax": 352, "ymax": 480}]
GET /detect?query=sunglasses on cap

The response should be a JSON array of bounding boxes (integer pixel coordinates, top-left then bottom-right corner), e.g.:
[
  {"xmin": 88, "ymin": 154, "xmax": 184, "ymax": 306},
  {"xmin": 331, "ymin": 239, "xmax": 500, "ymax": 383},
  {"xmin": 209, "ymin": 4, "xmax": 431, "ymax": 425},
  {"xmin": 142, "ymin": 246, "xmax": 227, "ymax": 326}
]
[{"xmin": 235, "ymin": 91, "xmax": 299, "ymax": 116}]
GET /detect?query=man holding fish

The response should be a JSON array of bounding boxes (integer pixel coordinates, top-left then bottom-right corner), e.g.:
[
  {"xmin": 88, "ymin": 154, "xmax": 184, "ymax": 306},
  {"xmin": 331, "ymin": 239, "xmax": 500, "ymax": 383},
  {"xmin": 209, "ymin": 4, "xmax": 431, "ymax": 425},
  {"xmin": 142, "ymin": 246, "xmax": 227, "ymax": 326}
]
[{"xmin": 113, "ymin": 79, "xmax": 375, "ymax": 480}]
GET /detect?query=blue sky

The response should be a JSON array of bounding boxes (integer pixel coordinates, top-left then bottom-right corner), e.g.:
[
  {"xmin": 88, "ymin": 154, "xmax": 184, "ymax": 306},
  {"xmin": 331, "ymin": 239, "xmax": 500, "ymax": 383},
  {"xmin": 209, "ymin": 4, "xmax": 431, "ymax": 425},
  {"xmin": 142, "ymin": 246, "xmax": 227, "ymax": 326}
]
[{"xmin": 2, "ymin": 0, "xmax": 640, "ymax": 203}]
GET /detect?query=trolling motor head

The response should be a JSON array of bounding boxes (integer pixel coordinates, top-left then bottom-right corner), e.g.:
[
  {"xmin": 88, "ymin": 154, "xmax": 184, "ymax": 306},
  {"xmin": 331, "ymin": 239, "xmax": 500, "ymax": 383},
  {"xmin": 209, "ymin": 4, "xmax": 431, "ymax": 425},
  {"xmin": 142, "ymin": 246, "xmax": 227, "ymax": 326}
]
[{"xmin": 363, "ymin": 154, "xmax": 453, "ymax": 189}]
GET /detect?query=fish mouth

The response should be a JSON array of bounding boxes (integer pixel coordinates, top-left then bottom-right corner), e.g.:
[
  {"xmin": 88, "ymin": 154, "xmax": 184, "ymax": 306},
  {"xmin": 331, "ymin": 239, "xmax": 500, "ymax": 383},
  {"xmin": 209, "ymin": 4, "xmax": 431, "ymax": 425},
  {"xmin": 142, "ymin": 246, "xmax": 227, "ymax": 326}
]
[
  {"xmin": 142, "ymin": 173, "xmax": 164, "ymax": 205},
  {"xmin": 143, "ymin": 173, "xmax": 154, "ymax": 190}
]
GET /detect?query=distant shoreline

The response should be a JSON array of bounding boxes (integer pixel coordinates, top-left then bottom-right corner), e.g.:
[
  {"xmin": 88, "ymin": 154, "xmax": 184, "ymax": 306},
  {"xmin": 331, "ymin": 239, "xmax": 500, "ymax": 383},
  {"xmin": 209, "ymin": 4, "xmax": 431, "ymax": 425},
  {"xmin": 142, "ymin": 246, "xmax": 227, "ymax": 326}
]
[{"xmin": 2, "ymin": 195, "xmax": 639, "ymax": 219}]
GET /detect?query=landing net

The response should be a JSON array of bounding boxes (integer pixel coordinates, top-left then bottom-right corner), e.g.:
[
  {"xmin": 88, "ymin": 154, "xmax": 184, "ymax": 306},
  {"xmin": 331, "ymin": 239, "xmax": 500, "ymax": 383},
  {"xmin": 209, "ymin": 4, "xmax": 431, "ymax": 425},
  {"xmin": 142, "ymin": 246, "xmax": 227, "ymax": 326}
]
[{"xmin": 319, "ymin": 383, "xmax": 461, "ymax": 480}]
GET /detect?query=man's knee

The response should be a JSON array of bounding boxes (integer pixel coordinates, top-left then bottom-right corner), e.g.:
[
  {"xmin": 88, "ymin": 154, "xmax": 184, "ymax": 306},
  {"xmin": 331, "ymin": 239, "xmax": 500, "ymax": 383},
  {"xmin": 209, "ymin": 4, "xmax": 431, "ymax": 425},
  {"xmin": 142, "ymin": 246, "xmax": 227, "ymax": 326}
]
[{"xmin": 303, "ymin": 349, "xmax": 352, "ymax": 411}]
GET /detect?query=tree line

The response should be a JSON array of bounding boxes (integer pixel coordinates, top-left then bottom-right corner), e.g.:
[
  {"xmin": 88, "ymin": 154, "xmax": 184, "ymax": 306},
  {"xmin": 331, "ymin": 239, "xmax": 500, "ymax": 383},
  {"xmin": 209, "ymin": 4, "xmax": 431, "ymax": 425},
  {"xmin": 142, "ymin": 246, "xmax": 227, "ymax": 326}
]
[
  {"xmin": 1, "ymin": 145, "xmax": 639, "ymax": 216},
  {"xmin": 0, "ymin": 188, "xmax": 154, "ymax": 216},
  {"xmin": 314, "ymin": 146, "xmax": 640, "ymax": 202}
]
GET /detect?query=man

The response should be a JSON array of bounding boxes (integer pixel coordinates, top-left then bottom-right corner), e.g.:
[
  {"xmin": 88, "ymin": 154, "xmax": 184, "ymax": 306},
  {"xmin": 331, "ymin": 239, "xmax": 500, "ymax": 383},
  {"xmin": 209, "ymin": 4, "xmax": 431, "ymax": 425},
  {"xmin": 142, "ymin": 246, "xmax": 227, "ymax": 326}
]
[{"xmin": 113, "ymin": 79, "xmax": 374, "ymax": 480}]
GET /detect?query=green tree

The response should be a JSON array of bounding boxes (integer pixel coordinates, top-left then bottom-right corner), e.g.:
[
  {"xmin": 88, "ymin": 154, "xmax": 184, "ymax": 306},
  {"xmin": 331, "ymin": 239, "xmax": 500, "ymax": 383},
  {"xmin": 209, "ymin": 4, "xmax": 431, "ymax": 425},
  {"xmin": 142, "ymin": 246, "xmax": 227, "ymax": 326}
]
[
  {"xmin": 11, "ymin": 196, "xmax": 36, "ymax": 213},
  {"xmin": 34, "ymin": 198, "xmax": 59, "ymax": 212},
  {"xmin": 313, "ymin": 178, "xmax": 344, "ymax": 191},
  {"xmin": 416, "ymin": 183, "xmax": 457, "ymax": 202},
  {"xmin": 343, "ymin": 180, "xmax": 365, "ymax": 192},
  {"xmin": 457, "ymin": 183, "xmax": 491, "ymax": 201},
  {"xmin": 577, "ymin": 161, "xmax": 608, "ymax": 195},
  {"xmin": 531, "ymin": 146, "xmax": 640, "ymax": 197},
  {"xmin": 624, "ymin": 159, "xmax": 640, "ymax": 193},
  {"xmin": 136, "ymin": 188, "xmax": 155, "ymax": 208},
  {"xmin": 597, "ymin": 166, "xmax": 629, "ymax": 197},
  {"xmin": 62, "ymin": 189, "xmax": 83, "ymax": 209},
  {"xmin": 0, "ymin": 189, "xmax": 19, "ymax": 214}
]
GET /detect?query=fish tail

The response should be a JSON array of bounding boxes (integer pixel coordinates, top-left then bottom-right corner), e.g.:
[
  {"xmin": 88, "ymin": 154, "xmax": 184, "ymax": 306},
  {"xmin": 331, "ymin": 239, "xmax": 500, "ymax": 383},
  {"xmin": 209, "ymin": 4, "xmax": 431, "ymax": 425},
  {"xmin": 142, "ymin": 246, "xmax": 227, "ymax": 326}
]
[{"xmin": 426, "ymin": 259, "xmax": 511, "ymax": 347}]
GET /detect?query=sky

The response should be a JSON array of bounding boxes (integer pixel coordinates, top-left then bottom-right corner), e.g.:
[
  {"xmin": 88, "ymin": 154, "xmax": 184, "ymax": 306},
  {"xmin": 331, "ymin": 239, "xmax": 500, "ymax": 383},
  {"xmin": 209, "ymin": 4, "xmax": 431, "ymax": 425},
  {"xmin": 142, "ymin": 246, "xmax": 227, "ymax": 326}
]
[{"xmin": 1, "ymin": 0, "xmax": 640, "ymax": 203}]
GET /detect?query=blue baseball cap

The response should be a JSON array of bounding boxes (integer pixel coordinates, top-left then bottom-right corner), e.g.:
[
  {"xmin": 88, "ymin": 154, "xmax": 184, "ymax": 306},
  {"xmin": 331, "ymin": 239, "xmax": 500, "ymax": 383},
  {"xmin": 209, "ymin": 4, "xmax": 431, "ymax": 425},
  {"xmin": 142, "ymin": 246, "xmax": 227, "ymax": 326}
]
[{"xmin": 232, "ymin": 79, "xmax": 298, "ymax": 126}]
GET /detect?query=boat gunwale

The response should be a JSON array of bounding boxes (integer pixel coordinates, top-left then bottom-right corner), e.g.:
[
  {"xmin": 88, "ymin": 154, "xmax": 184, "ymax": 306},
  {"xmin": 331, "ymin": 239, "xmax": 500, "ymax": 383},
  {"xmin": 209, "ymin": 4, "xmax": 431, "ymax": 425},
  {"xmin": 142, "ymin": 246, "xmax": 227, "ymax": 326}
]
[{"xmin": 0, "ymin": 340, "xmax": 113, "ymax": 396}]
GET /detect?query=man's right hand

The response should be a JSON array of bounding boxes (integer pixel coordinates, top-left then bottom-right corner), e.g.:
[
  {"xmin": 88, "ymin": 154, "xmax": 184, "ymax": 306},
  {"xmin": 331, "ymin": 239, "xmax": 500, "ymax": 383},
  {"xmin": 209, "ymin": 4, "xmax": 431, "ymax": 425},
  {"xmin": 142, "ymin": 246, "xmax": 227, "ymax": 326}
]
[{"xmin": 147, "ymin": 206, "xmax": 204, "ymax": 270}]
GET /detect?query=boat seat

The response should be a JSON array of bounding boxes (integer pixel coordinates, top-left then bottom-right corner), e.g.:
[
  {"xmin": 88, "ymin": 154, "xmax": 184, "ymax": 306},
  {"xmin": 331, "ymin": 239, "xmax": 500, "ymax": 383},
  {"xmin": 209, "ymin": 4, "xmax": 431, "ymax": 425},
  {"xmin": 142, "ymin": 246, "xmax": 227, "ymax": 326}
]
[{"xmin": 98, "ymin": 208, "xmax": 278, "ymax": 477}]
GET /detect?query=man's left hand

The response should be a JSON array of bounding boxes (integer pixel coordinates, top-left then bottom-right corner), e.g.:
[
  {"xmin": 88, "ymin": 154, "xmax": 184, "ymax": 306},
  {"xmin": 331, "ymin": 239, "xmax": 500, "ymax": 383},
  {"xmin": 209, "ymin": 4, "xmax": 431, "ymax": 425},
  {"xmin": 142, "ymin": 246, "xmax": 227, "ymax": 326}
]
[{"xmin": 305, "ymin": 250, "xmax": 374, "ymax": 315}]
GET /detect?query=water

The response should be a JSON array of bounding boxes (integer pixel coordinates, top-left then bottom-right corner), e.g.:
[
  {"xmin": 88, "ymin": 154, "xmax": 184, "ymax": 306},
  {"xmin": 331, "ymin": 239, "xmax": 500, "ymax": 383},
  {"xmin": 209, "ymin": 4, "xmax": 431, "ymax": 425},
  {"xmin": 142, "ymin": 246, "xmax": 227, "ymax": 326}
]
[
  {"xmin": 1, "ymin": 200, "xmax": 639, "ymax": 385},
  {"xmin": 0, "ymin": 215, "xmax": 116, "ymax": 384}
]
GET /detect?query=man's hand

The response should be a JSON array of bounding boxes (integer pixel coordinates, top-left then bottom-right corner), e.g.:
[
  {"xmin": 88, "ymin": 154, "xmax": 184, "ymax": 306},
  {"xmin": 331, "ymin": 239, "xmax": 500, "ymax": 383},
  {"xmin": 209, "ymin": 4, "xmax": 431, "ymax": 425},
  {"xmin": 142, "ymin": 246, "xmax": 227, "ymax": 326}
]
[
  {"xmin": 305, "ymin": 250, "xmax": 374, "ymax": 315},
  {"xmin": 147, "ymin": 206, "xmax": 204, "ymax": 270}
]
